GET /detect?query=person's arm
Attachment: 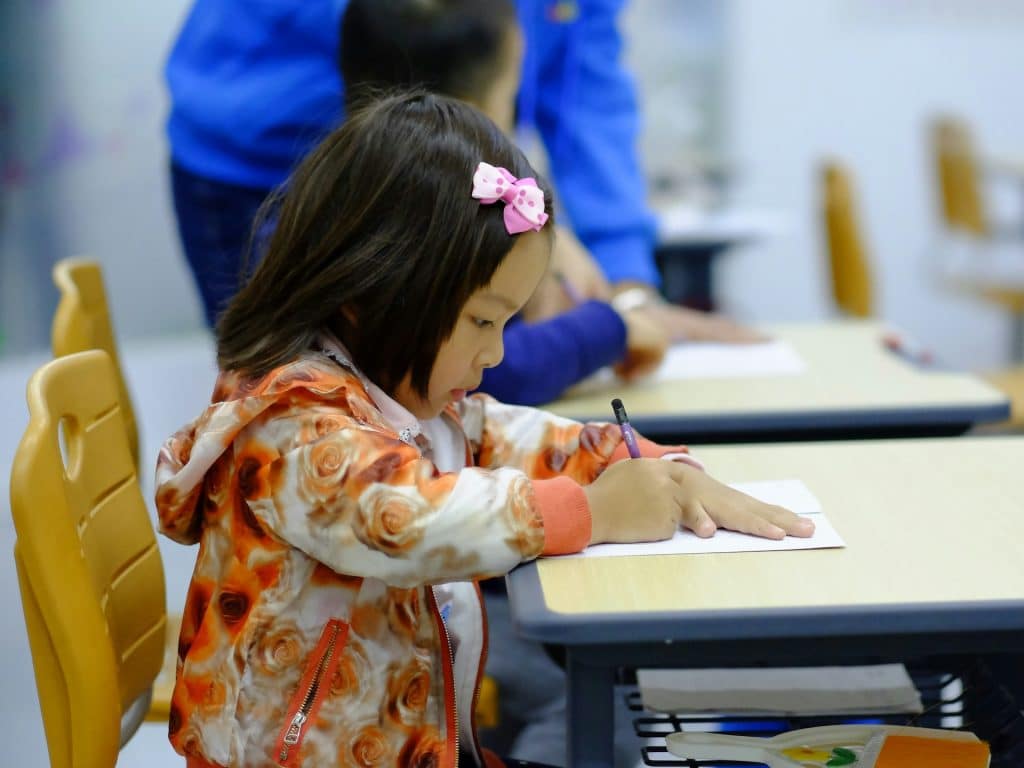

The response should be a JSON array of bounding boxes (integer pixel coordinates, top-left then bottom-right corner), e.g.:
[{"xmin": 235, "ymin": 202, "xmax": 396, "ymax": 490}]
[
  {"xmin": 459, "ymin": 392, "xmax": 699, "ymax": 484},
  {"xmin": 239, "ymin": 418, "xmax": 593, "ymax": 588},
  {"xmin": 519, "ymin": 0, "xmax": 660, "ymax": 287},
  {"xmin": 477, "ymin": 299, "xmax": 627, "ymax": 405}
]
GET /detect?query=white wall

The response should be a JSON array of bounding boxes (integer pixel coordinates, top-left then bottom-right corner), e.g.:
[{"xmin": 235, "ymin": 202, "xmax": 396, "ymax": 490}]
[
  {"xmin": 0, "ymin": 0, "xmax": 201, "ymax": 358},
  {"xmin": 717, "ymin": 0, "xmax": 1024, "ymax": 369}
]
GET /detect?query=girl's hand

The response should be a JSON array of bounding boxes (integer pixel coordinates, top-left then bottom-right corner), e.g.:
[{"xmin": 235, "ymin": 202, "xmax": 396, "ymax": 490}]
[
  {"xmin": 585, "ymin": 461, "xmax": 814, "ymax": 545},
  {"xmin": 671, "ymin": 462, "xmax": 815, "ymax": 540},
  {"xmin": 613, "ymin": 307, "xmax": 669, "ymax": 381},
  {"xmin": 585, "ymin": 459, "xmax": 691, "ymax": 545}
]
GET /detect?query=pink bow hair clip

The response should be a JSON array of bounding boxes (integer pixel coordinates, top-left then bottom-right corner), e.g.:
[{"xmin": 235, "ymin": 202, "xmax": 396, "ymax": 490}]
[{"xmin": 471, "ymin": 161, "xmax": 549, "ymax": 235}]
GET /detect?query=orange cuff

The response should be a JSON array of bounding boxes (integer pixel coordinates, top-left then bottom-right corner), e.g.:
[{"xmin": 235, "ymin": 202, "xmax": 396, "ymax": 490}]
[
  {"xmin": 532, "ymin": 476, "xmax": 591, "ymax": 556},
  {"xmin": 610, "ymin": 437, "xmax": 687, "ymax": 463}
]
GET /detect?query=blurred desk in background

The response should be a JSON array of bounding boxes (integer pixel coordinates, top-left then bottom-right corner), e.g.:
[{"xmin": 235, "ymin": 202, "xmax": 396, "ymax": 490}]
[
  {"xmin": 543, "ymin": 320, "xmax": 1009, "ymax": 443},
  {"xmin": 655, "ymin": 203, "xmax": 789, "ymax": 310}
]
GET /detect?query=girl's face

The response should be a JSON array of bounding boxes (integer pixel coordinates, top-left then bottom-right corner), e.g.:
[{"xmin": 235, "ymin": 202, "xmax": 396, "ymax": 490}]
[{"xmin": 393, "ymin": 229, "xmax": 550, "ymax": 419}]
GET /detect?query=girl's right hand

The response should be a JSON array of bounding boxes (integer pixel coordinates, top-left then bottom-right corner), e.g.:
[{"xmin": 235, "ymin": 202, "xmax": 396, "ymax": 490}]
[
  {"xmin": 614, "ymin": 308, "xmax": 669, "ymax": 381},
  {"xmin": 585, "ymin": 460, "xmax": 813, "ymax": 545}
]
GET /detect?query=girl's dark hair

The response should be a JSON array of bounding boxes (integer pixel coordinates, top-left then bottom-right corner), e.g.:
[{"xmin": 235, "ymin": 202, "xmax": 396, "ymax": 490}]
[
  {"xmin": 216, "ymin": 91, "xmax": 553, "ymax": 396},
  {"xmin": 339, "ymin": 0, "xmax": 517, "ymax": 110}
]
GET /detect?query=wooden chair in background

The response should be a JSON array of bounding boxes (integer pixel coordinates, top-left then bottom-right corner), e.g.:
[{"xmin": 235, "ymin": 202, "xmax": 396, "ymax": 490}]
[
  {"xmin": 821, "ymin": 160, "xmax": 874, "ymax": 317},
  {"xmin": 929, "ymin": 116, "xmax": 1024, "ymax": 361},
  {"xmin": 52, "ymin": 258, "xmax": 140, "ymax": 468},
  {"xmin": 820, "ymin": 158, "xmax": 1024, "ymax": 428},
  {"xmin": 931, "ymin": 115, "xmax": 990, "ymax": 237}
]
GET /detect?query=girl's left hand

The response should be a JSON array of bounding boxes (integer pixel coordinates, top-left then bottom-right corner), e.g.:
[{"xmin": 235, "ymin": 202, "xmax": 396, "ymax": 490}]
[{"xmin": 674, "ymin": 463, "xmax": 815, "ymax": 540}]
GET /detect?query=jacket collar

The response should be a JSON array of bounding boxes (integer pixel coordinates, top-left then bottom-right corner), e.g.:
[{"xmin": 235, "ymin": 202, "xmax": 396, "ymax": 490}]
[{"xmin": 316, "ymin": 331, "xmax": 426, "ymax": 448}]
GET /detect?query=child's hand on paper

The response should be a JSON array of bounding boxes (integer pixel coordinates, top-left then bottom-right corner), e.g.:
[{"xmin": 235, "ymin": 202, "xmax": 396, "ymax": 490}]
[
  {"xmin": 674, "ymin": 463, "xmax": 815, "ymax": 540},
  {"xmin": 585, "ymin": 461, "xmax": 814, "ymax": 545}
]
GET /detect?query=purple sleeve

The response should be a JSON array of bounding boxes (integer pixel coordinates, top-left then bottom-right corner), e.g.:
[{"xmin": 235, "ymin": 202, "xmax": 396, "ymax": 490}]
[{"xmin": 476, "ymin": 300, "xmax": 627, "ymax": 406}]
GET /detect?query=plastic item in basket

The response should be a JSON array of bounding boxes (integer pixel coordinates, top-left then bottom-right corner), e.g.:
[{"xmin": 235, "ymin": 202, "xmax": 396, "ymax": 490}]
[{"xmin": 665, "ymin": 724, "xmax": 989, "ymax": 767}]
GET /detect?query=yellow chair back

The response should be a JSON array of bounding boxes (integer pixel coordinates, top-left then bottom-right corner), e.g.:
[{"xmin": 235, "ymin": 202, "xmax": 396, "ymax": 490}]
[
  {"xmin": 821, "ymin": 161, "xmax": 874, "ymax": 318},
  {"xmin": 931, "ymin": 116, "xmax": 989, "ymax": 237},
  {"xmin": 51, "ymin": 258, "xmax": 139, "ymax": 468},
  {"xmin": 10, "ymin": 350, "xmax": 167, "ymax": 768}
]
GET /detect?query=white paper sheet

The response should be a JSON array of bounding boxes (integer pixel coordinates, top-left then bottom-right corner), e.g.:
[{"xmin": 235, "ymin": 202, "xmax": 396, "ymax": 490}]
[
  {"xmin": 555, "ymin": 479, "xmax": 845, "ymax": 559},
  {"xmin": 569, "ymin": 341, "xmax": 806, "ymax": 397},
  {"xmin": 649, "ymin": 340, "xmax": 806, "ymax": 382}
]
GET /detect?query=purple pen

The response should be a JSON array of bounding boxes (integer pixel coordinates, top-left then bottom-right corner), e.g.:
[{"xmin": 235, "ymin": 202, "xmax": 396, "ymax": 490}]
[{"xmin": 611, "ymin": 398, "xmax": 641, "ymax": 459}]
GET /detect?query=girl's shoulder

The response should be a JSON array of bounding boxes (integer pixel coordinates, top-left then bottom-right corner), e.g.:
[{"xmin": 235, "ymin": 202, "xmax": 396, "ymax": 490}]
[
  {"xmin": 213, "ymin": 352, "xmax": 362, "ymax": 401},
  {"xmin": 214, "ymin": 352, "xmax": 392, "ymax": 434}
]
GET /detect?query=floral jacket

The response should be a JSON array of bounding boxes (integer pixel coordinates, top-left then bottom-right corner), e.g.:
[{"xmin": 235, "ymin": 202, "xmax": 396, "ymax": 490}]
[{"xmin": 155, "ymin": 345, "xmax": 691, "ymax": 768}]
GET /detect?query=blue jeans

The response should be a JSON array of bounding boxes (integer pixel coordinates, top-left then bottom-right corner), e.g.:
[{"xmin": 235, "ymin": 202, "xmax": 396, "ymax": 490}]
[{"xmin": 170, "ymin": 162, "xmax": 271, "ymax": 327}]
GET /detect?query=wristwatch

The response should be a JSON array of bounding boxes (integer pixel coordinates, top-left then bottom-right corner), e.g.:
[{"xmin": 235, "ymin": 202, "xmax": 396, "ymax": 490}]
[{"xmin": 611, "ymin": 287, "xmax": 657, "ymax": 313}]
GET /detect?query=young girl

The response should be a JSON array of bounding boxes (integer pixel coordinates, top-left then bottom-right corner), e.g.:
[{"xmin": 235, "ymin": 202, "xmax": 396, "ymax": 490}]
[{"xmin": 156, "ymin": 92, "xmax": 812, "ymax": 768}]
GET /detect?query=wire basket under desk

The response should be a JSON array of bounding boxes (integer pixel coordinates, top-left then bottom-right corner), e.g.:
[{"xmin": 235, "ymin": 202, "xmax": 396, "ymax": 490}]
[{"xmin": 625, "ymin": 659, "xmax": 1024, "ymax": 767}]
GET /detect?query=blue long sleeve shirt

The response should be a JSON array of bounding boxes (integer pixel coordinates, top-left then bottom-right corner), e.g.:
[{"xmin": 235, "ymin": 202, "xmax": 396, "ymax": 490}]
[
  {"xmin": 515, "ymin": 0, "xmax": 660, "ymax": 286},
  {"xmin": 478, "ymin": 300, "xmax": 627, "ymax": 405},
  {"xmin": 167, "ymin": 0, "xmax": 658, "ymax": 285}
]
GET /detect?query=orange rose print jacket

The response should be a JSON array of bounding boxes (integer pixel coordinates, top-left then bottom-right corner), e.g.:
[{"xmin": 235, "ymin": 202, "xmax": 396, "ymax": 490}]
[{"xmin": 155, "ymin": 347, "xmax": 690, "ymax": 768}]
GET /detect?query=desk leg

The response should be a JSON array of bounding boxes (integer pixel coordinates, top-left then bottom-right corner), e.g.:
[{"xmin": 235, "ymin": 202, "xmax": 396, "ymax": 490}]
[
  {"xmin": 566, "ymin": 649, "xmax": 615, "ymax": 768},
  {"xmin": 654, "ymin": 245, "xmax": 718, "ymax": 311}
]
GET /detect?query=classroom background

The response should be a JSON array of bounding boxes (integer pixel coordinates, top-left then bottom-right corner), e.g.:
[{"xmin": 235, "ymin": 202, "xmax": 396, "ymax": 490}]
[
  {"xmin": 4, "ymin": 0, "xmax": 1024, "ymax": 367},
  {"xmin": 3, "ymin": 0, "xmax": 1024, "ymax": 766}
]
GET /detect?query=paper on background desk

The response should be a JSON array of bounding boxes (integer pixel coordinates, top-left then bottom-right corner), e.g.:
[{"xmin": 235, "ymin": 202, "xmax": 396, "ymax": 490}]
[
  {"xmin": 569, "ymin": 340, "xmax": 805, "ymax": 396},
  {"xmin": 648, "ymin": 340, "xmax": 806, "ymax": 383},
  {"xmin": 557, "ymin": 479, "xmax": 845, "ymax": 559}
]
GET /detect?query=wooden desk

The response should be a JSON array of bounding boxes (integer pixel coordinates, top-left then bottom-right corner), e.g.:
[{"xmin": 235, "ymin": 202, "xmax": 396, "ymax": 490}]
[
  {"xmin": 506, "ymin": 437, "xmax": 1024, "ymax": 767},
  {"xmin": 543, "ymin": 320, "xmax": 1009, "ymax": 443}
]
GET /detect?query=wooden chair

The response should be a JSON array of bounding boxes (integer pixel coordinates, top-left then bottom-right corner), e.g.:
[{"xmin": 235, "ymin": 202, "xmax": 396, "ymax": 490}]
[
  {"xmin": 10, "ymin": 350, "xmax": 167, "ymax": 768},
  {"xmin": 929, "ymin": 117, "xmax": 1024, "ymax": 360},
  {"xmin": 931, "ymin": 115, "xmax": 989, "ymax": 237},
  {"xmin": 820, "ymin": 159, "xmax": 1023, "ymax": 427},
  {"xmin": 52, "ymin": 258, "xmax": 139, "ymax": 468},
  {"xmin": 820, "ymin": 161, "xmax": 874, "ymax": 317}
]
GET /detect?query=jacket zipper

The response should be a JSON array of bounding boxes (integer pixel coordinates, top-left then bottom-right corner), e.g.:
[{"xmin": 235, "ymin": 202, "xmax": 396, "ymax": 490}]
[
  {"xmin": 274, "ymin": 619, "xmax": 349, "ymax": 768},
  {"xmin": 468, "ymin": 582, "xmax": 489, "ymax": 763},
  {"xmin": 429, "ymin": 588, "xmax": 460, "ymax": 768}
]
